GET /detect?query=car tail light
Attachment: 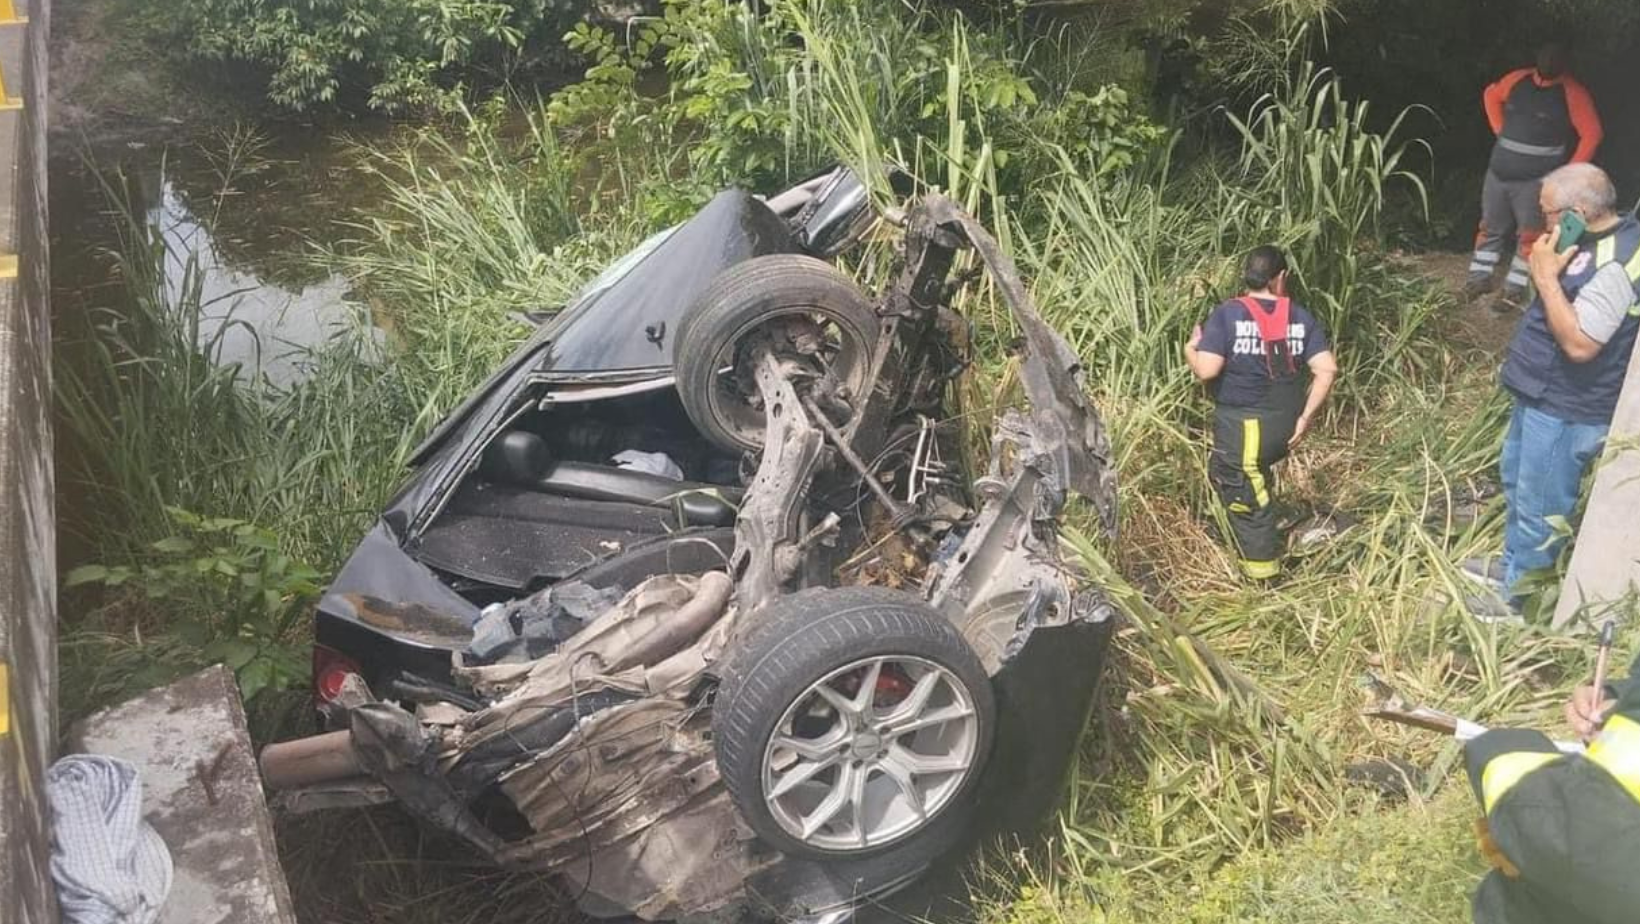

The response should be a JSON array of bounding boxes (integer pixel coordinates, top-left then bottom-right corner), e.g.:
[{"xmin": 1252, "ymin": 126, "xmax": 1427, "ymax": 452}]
[{"xmin": 313, "ymin": 645, "xmax": 363, "ymax": 705}]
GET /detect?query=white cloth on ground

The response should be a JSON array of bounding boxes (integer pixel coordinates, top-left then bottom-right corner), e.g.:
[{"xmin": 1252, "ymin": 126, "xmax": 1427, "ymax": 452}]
[{"xmin": 46, "ymin": 754, "xmax": 173, "ymax": 924}]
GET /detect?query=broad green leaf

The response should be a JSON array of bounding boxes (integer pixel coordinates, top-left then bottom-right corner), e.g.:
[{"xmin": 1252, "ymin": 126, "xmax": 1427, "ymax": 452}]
[{"xmin": 65, "ymin": 564, "xmax": 111, "ymax": 587}]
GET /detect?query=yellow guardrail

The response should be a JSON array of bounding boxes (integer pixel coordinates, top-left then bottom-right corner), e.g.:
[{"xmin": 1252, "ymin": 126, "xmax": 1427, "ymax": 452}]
[
  {"xmin": 0, "ymin": 661, "xmax": 11, "ymax": 737},
  {"xmin": 0, "ymin": 0, "xmax": 22, "ymax": 110},
  {"xmin": 0, "ymin": 0, "xmax": 26, "ymax": 276}
]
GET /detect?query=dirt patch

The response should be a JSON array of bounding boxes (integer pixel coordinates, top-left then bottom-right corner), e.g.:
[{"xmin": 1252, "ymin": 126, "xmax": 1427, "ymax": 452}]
[
  {"xmin": 277, "ymin": 809, "xmax": 585, "ymax": 924},
  {"xmin": 1413, "ymin": 250, "xmax": 1517, "ymax": 356}
]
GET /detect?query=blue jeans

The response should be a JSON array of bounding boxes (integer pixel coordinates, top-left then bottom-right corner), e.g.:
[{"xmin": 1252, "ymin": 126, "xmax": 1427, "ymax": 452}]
[{"xmin": 1499, "ymin": 402, "xmax": 1608, "ymax": 602}]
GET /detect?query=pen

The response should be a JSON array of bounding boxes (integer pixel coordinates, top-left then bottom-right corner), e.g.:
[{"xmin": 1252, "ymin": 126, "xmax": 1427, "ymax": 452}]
[{"xmin": 1593, "ymin": 619, "xmax": 1616, "ymax": 729}]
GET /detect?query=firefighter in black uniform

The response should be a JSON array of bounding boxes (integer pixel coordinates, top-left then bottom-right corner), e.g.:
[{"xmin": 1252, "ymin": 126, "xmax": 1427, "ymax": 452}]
[
  {"xmin": 1462, "ymin": 651, "xmax": 1640, "ymax": 923},
  {"xmin": 1186, "ymin": 246, "xmax": 1338, "ymax": 580}
]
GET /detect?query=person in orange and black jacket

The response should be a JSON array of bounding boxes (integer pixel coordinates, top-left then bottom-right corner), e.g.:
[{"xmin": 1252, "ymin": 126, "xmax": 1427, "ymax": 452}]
[
  {"xmin": 1184, "ymin": 246, "xmax": 1338, "ymax": 581},
  {"xmin": 1467, "ymin": 42, "xmax": 1603, "ymax": 314},
  {"xmin": 1462, "ymin": 650, "xmax": 1640, "ymax": 923}
]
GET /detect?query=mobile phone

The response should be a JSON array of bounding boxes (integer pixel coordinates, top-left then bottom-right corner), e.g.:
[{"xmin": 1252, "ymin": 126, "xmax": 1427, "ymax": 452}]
[{"xmin": 1556, "ymin": 210, "xmax": 1587, "ymax": 253}]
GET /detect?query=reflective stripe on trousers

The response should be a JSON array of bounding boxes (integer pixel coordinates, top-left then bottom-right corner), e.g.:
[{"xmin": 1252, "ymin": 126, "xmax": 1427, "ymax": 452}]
[
  {"xmin": 1496, "ymin": 136, "xmax": 1568, "ymax": 158},
  {"xmin": 1209, "ymin": 405, "xmax": 1293, "ymax": 579},
  {"xmin": 1505, "ymin": 254, "xmax": 1530, "ymax": 291},
  {"xmin": 1241, "ymin": 418, "xmax": 1270, "ymax": 508}
]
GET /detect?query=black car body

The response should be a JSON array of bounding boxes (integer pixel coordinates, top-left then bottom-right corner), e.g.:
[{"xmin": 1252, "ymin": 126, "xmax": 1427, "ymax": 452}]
[
  {"xmin": 313, "ymin": 187, "xmax": 809, "ymax": 694},
  {"xmin": 277, "ymin": 168, "xmax": 1119, "ymax": 923}
]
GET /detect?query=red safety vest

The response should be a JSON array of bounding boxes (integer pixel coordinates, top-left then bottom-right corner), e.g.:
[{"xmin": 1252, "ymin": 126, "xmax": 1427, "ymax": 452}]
[{"xmin": 1237, "ymin": 295, "xmax": 1297, "ymax": 377}]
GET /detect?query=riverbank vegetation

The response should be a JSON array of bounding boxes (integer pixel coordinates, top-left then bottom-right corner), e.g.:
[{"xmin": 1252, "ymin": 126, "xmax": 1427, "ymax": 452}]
[
  {"xmin": 54, "ymin": 0, "xmax": 1640, "ymax": 920},
  {"xmin": 126, "ymin": 0, "xmax": 587, "ymax": 112}
]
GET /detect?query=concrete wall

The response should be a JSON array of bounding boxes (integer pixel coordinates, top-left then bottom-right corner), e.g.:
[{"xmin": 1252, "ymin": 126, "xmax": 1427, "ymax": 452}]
[
  {"xmin": 1553, "ymin": 339, "xmax": 1640, "ymax": 629},
  {"xmin": 0, "ymin": 0, "xmax": 55, "ymax": 920}
]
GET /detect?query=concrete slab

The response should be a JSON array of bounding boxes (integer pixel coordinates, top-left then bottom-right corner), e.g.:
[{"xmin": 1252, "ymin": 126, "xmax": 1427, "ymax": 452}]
[
  {"xmin": 1554, "ymin": 338, "xmax": 1640, "ymax": 629},
  {"xmin": 68, "ymin": 665, "xmax": 299, "ymax": 924}
]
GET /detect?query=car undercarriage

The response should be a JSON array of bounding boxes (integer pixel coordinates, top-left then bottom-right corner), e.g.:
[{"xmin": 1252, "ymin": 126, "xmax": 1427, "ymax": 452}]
[{"xmin": 262, "ymin": 170, "xmax": 1119, "ymax": 922}]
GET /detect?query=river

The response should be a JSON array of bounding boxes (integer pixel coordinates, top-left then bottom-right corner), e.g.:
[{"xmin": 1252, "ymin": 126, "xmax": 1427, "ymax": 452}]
[{"xmin": 50, "ymin": 126, "xmax": 394, "ymax": 388}]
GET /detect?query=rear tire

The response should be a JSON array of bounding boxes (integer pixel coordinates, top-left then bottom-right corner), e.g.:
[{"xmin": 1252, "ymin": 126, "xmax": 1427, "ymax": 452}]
[
  {"xmin": 675, "ymin": 255, "xmax": 879, "ymax": 454},
  {"xmin": 713, "ymin": 587, "xmax": 994, "ymax": 861}
]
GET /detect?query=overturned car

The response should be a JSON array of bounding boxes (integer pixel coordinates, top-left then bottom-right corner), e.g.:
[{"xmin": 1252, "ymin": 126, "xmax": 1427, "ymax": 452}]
[{"xmin": 261, "ymin": 167, "xmax": 1120, "ymax": 922}]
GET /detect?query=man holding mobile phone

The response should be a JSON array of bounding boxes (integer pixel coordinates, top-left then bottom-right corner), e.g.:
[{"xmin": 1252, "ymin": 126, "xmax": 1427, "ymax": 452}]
[
  {"xmin": 1467, "ymin": 42, "xmax": 1603, "ymax": 316},
  {"xmin": 1461, "ymin": 163, "xmax": 1640, "ymax": 620},
  {"xmin": 1184, "ymin": 246, "xmax": 1338, "ymax": 580}
]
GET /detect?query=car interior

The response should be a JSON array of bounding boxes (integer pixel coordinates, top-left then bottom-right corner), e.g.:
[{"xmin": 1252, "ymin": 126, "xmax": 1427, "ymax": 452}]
[{"xmin": 411, "ymin": 387, "xmax": 747, "ymax": 605}]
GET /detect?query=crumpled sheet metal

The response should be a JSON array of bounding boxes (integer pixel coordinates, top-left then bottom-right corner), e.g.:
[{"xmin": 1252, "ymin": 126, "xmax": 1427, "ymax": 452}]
[
  {"xmin": 338, "ymin": 572, "xmax": 741, "ymax": 874},
  {"xmin": 491, "ymin": 701, "xmax": 777, "ymax": 920},
  {"xmin": 915, "ymin": 194, "xmax": 1119, "ymax": 536},
  {"xmin": 349, "ymin": 555, "xmax": 1105, "ymax": 921},
  {"xmin": 454, "ymin": 571, "xmax": 733, "ymax": 699},
  {"xmin": 413, "ymin": 572, "xmax": 769, "ymax": 919},
  {"xmin": 350, "ymin": 702, "xmax": 506, "ymax": 856},
  {"xmin": 495, "ymin": 699, "xmax": 712, "ymax": 854},
  {"xmin": 446, "ymin": 572, "xmax": 738, "ymax": 760},
  {"xmin": 564, "ymin": 791, "xmax": 773, "ymax": 921}
]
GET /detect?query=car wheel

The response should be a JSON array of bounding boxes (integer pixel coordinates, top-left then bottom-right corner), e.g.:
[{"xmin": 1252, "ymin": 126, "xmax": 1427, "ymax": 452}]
[
  {"xmin": 675, "ymin": 254, "xmax": 879, "ymax": 454},
  {"xmin": 713, "ymin": 587, "xmax": 994, "ymax": 861}
]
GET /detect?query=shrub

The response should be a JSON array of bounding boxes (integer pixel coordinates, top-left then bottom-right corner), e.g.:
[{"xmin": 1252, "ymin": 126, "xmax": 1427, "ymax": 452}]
[
  {"xmin": 547, "ymin": 0, "xmax": 1169, "ymax": 209},
  {"xmin": 138, "ymin": 0, "xmax": 584, "ymax": 112},
  {"xmin": 65, "ymin": 509, "xmax": 321, "ymax": 702}
]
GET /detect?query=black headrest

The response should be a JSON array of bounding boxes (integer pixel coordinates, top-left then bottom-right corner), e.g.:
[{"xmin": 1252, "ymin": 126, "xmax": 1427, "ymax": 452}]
[{"xmin": 481, "ymin": 431, "xmax": 552, "ymax": 485}]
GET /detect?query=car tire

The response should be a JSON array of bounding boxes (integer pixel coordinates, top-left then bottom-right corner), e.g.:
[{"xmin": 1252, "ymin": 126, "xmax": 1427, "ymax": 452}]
[
  {"xmin": 675, "ymin": 254, "xmax": 879, "ymax": 454},
  {"xmin": 713, "ymin": 587, "xmax": 995, "ymax": 862}
]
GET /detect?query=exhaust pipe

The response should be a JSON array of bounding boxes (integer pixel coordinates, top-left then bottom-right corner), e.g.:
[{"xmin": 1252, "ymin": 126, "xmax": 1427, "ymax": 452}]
[{"xmin": 259, "ymin": 730, "xmax": 363, "ymax": 790}]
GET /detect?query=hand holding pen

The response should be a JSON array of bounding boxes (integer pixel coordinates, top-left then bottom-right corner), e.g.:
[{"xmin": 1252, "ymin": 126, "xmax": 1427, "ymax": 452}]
[{"xmin": 1568, "ymin": 620, "xmax": 1617, "ymax": 743}]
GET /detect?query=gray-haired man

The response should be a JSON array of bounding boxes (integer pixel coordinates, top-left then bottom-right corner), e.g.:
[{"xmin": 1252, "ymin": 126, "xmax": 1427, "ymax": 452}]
[{"xmin": 1463, "ymin": 163, "xmax": 1640, "ymax": 619}]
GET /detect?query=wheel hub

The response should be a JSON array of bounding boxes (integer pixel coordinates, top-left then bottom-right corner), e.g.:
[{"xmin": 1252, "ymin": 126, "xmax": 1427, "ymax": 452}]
[
  {"xmin": 761, "ymin": 655, "xmax": 980, "ymax": 852},
  {"xmin": 706, "ymin": 304, "xmax": 872, "ymax": 451}
]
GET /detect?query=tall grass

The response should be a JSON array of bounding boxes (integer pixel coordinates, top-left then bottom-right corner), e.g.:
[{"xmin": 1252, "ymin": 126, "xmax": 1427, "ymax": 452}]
[
  {"xmin": 337, "ymin": 100, "xmax": 686, "ymax": 414},
  {"xmin": 58, "ymin": 175, "xmax": 411, "ymax": 565},
  {"xmin": 56, "ymin": 163, "xmax": 416, "ymax": 715},
  {"xmin": 1220, "ymin": 66, "xmax": 1434, "ymax": 385}
]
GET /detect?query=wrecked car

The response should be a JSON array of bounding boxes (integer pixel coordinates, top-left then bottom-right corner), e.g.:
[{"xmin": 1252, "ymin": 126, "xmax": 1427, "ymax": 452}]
[{"xmin": 261, "ymin": 166, "xmax": 1121, "ymax": 922}]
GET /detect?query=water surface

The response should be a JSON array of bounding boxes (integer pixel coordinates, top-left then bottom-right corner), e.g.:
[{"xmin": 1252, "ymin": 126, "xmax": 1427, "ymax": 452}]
[{"xmin": 51, "ymin": 127, "xmax": 396, "ymax": 387}]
